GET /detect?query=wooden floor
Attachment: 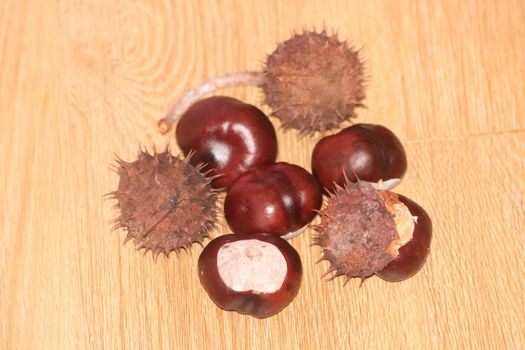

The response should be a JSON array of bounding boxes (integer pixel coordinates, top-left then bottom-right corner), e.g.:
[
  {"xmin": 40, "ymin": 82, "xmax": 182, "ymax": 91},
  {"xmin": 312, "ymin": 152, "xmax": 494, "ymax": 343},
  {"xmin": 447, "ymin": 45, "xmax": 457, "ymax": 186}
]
[{"xmin": 1, "ymin": 1, "xmax": 524, "ymax": 349}]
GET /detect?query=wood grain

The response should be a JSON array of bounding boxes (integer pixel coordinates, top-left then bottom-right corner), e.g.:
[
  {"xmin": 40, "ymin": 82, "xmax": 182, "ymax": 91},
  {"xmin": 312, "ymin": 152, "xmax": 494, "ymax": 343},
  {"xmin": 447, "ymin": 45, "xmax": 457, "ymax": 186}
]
[{"xmin": 1, "ymin": 0, "xmax": 524, "ymax": 349}]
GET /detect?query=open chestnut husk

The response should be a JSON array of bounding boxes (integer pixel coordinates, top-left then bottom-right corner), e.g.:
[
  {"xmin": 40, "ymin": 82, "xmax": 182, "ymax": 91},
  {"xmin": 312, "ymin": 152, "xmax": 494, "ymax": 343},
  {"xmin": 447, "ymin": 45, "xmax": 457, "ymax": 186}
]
[
  {"xmin": 224, "ymin": 162, "xmax": 322, "ymax": 239},
  {"xmin": 311, "ymin": 123, "xmax": 407, "ymax": 192},
  {"xmin": 313, "ymin": 181, "xmax": 432, "ymax": 282},
  {"xmin": 198, "ymin": 233, "xmax": 302, "ymax": 318}
]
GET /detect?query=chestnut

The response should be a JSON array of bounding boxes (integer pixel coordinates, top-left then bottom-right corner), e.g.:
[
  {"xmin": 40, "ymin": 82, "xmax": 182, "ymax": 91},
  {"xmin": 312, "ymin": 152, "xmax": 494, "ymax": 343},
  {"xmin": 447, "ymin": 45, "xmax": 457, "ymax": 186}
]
[
  {"xmin": 311, "ymin": 123, "xmax": 407, "ymax": 193},
  {"xmin": 198, "ymin": 233, "xmax": 302, "ymax": 318},
  {"xmin": 176, "ymin": 96, "xmax": 278, "ymax": 189},
  {"xmin": 224, "ymin": 162, "xmax": 322, "ymax": 239},
  {"xmin": 375, "ymin": 193, "xmax": 433, "ymax": 282},
  {"xmin": 313, "ymin": 181, "xmax": 432, "ymax": 282}
]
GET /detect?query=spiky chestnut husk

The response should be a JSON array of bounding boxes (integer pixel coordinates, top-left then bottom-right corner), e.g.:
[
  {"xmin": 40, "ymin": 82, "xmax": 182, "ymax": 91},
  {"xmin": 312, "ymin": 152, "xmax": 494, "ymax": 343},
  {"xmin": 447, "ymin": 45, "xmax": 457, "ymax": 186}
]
[
  {"xmin": 312, "ymin": 181, "xmax": 430, "ymax": 282},
  {"xmin": 109, "ymin": 147, "xmax": 218, "ymax": 256},
  {"xmin": 159, "ymin": 30, "xmax": 365, "ymax": 135},
  {"xmin": 263, "ymin": 30, "xmax": 365, "ymax": 134},
  {"xmin": 313, "ymin": 181, "xmax": 396, "ymax": 280}
]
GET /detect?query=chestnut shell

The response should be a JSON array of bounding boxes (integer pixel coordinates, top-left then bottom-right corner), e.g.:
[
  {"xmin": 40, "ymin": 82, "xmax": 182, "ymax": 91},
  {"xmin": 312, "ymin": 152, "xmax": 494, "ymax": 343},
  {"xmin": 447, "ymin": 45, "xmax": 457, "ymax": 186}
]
[
  {"xmin": 224, "ymin": 162, "xmax": 322, "ymax": 237},
  {"xmin": 110, "ymin": 148, "xmax": 217, "ymax": 256},
  {"xmin": 198, "ymin": 233, "xmax": 302, "ymax": 318},
  {"xmin": 376, "ymin": 194, "xmax": 433, "ymax": 282},
  {"xmin": 311, "ymin": 123, "xmax": 407, "ymax": 192},
  {"xmin": 176, "ymin": 96, "xmax": 278, "ymax": 189}
]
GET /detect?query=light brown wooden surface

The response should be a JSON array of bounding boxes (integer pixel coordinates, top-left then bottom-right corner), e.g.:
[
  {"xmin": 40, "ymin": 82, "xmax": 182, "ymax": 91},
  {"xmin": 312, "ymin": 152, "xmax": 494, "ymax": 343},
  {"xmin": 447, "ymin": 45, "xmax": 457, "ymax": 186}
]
[{"xmin": 1, "ymin": 0, "xmax": 524, "ymax": 349}]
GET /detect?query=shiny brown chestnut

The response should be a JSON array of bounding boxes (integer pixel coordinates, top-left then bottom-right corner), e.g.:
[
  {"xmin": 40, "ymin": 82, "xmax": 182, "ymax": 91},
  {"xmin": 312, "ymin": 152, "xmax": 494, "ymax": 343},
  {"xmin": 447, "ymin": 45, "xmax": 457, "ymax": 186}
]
[
  {"xmin": 224, "ymin": 162, "xmax": 322, "ymax": 239},
  {"xmin": 198, "ymin": 233, "xmax": 302, "ymax": 318},
  {"xmin": 176, "ymin": 96, "xmax": 278, "ymax": 189},
  {"xmin": 311, "ymin": 123, "xmax": 407, "ymax": 193},
  {"xmin": 375, "ymin": 193, "xmax": 433, "ymax": 282}
]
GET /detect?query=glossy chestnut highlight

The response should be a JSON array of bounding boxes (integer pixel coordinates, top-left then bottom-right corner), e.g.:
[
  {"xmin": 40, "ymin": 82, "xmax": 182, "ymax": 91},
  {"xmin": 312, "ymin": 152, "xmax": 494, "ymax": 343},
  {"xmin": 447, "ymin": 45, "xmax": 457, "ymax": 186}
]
[
  {"xmin": 176, "ymin": 96, "xmax": 277, "ymax": 189},
  {"xmin": 312, "ymin": 123, "xmax": 407, "ymax": 192},
  {"xmin": 224, "ymin": 162, "xmax": 322, "ymax": 238}
]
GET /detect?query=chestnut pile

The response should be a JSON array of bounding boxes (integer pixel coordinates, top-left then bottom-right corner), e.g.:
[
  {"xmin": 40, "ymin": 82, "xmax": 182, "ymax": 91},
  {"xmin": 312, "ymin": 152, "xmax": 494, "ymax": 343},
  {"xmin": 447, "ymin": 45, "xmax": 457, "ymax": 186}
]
[{"xmin": 111, "ymin": 30, "xmax": 432, "ymax": 319}]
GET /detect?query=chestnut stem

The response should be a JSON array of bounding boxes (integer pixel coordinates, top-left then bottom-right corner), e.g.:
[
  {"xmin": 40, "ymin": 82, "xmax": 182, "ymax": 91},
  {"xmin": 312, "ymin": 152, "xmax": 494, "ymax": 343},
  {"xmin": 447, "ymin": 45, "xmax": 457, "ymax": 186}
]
[{"xmin": 158, "ymin": 70, "xmax": 266, "ymax": 134}]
